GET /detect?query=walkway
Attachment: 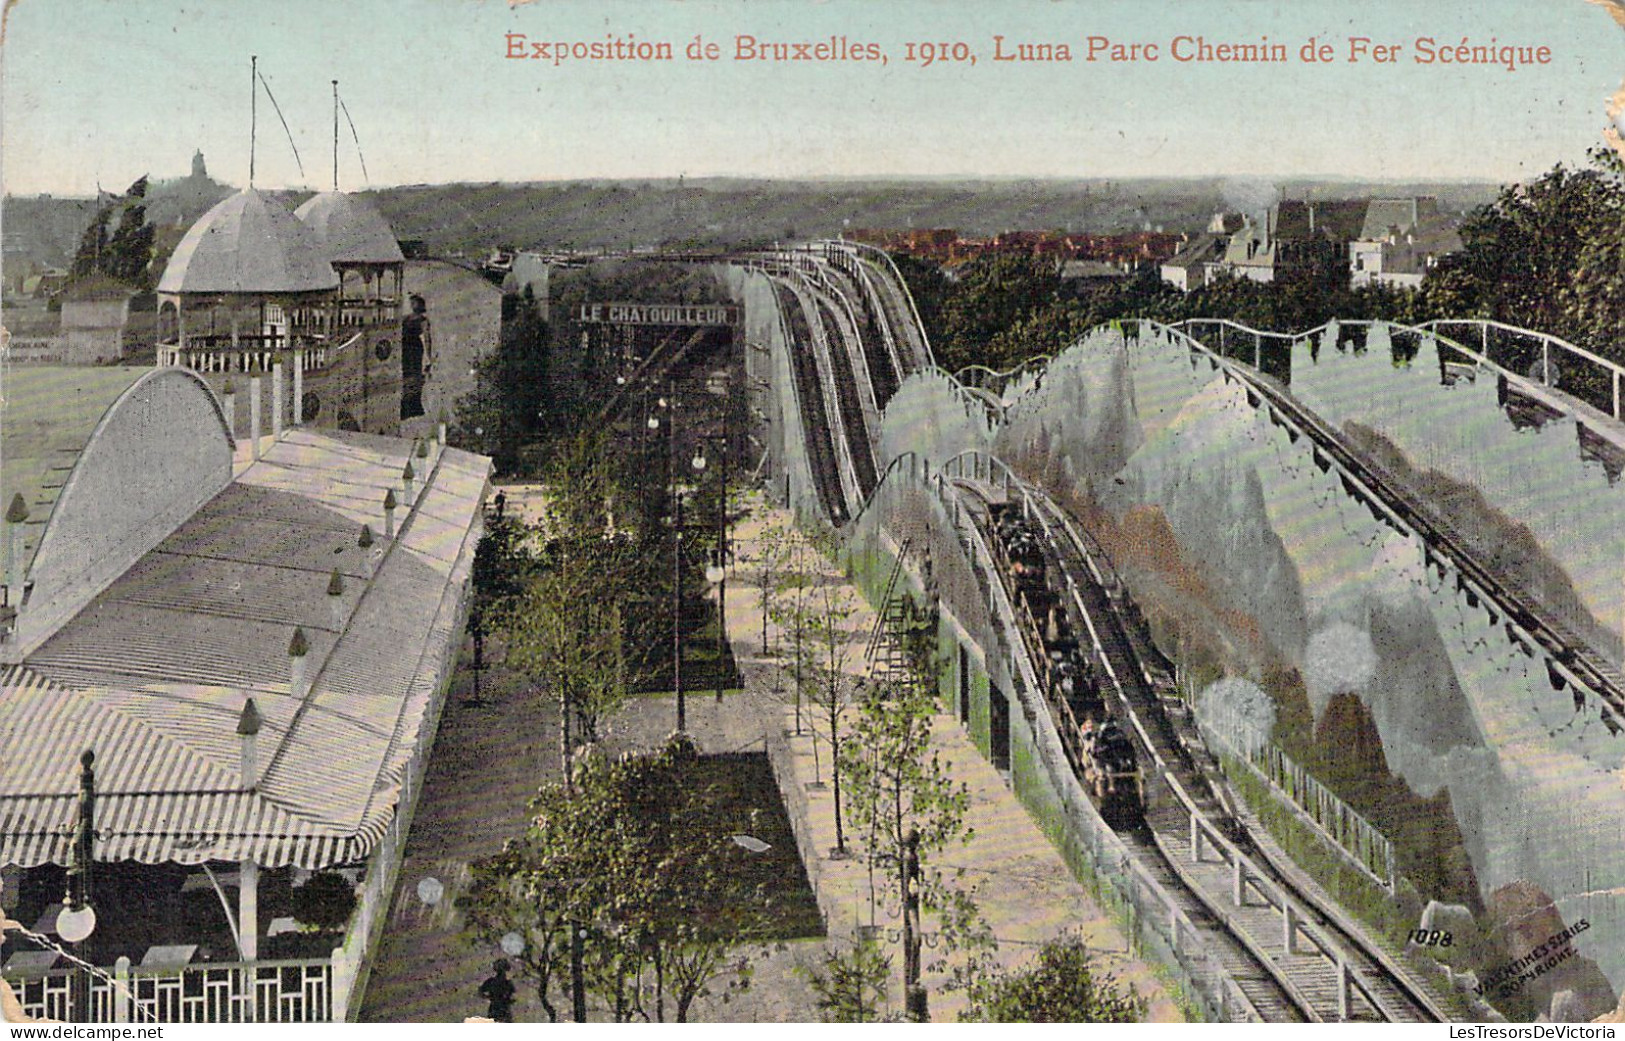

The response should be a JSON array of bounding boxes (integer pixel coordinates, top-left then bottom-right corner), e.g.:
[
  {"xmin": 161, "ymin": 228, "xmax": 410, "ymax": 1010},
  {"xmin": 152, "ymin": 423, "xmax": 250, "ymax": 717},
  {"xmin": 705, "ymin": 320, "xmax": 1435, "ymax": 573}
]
[{"xmin": 357, "ymin": 494, "xmax": 1183, "ymax": 1022}]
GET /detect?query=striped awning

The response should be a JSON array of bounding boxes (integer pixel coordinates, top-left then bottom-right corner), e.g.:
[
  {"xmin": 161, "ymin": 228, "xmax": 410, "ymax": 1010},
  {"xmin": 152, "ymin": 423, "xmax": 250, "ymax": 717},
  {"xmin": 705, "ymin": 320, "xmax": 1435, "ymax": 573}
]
[{"xmin": 0, "ymin": 432, "xmax": 488, "ymax": 870}]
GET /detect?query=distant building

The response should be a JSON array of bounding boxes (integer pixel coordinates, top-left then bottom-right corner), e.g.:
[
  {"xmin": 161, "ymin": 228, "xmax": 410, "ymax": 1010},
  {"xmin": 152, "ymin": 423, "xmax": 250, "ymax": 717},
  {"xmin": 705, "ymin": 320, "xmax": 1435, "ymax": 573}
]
[
  {"xmin": 1194, "ymin": 198, "xmax": 1459, "ymax": 290},
  {"xmin": 57, "ymin": 277, "xmax": 135, "ymax": 364},
  {"xmin": 1214, "ymin": 216, "xmax": 1279, "ymax": 284},
  {"xmin": 1349, "ymin": 197, "xmax": 1462, "ymax": 289},
  {"xmin": 1160, "ymin": 233, "xmax": 1228, "ymax": 291},
  {"xmin": 1058, "ymin": 258, "xmax": 1132, "ymax": 292}
]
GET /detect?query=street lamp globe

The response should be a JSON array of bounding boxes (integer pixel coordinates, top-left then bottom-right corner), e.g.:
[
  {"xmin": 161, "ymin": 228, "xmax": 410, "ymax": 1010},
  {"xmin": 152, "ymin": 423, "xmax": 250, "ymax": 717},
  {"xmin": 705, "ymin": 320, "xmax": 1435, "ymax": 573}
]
[
  {"xmin": 705, "ymin": 562, "xmax": 725, "ymax": 584},
  {"xmin": 647, "ymin": 416, "xmax": 660, "ymax": 431},
  {"xmin": 692, "ymin": 451, "xmax": 707, "ymax": 471},
  {"xmin": 57, "ymin": 905, "xmax": 96, "ymax": 943}
]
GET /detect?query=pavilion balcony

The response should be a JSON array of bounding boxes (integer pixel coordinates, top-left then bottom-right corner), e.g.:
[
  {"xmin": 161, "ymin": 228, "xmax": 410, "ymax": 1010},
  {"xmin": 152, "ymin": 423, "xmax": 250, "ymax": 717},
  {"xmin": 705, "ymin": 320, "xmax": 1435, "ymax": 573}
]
[{"xmin": 157, "ymin": 335, "xmax": 333, "ymax": 374}]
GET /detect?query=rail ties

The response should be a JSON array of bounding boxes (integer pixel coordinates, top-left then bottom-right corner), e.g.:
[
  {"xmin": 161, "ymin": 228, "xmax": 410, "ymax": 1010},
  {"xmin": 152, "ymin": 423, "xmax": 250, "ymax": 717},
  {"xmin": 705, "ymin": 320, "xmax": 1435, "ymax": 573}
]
[{"xmin": 959, "ymin": 476, "xmax": 1444, "ymax": 1023}]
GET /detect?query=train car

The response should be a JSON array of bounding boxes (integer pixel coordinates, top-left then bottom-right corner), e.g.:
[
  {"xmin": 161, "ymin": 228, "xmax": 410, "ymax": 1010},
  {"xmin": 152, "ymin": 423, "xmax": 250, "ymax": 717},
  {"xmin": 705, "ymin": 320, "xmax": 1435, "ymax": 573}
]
[{"xmin": 987, "ymin": 501, "xmax": 1144, "ymax": 826}]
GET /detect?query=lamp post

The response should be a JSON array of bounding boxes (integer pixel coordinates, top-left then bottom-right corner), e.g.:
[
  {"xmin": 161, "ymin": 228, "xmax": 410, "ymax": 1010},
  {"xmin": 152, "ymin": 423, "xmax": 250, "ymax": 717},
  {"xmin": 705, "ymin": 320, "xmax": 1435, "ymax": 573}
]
[
  {"xmin": 692, "ymin": 434, "xmax": 728, "ymax": 703},
  {"xmin": 651, "ymin": 382, "xmax": 684, "ymax": 733},
  {"xmin": 61, "ymin": 749, "xmax": 98, "ymax": 1023}
]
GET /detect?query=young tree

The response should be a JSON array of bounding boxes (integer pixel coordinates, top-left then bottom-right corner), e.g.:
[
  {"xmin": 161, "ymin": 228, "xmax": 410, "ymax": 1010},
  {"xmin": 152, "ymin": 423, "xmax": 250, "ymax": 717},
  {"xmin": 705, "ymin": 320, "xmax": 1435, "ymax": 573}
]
[
  {"xmin": 504, "ymin": 559, "xmax": 633, "ymax": 778},
  {"xmin": 498, "ymin": 432, "xmax": 657, "ymax": 775},
  {"xmin": 805, "ymin": 935, "xmax": 890, "ymax": 1023},
  {"xmin": 768, "ymin": 536, "xmax": 818, "ymax": 737},
  {"xmin": 463, "ymin": 837, "xmax": 569, "ymax": 1022},
  {"xmin": 463, "ymin": 736, "xmax": 769, "ymax": 1022},
  {"xmin": 841, "ymin": 596, "xmax": 982, "ymax": 1017},
  {"xmin": 803, "ymin": 574, "xmax": 862, "ymax": 856},
  {"xmin": 959, "ymin": 933, "xmax": 1144, "ymax": 1023},
  {"xmin": 748, "ymin": 515, "xmax": 791, "ymax": 655}
]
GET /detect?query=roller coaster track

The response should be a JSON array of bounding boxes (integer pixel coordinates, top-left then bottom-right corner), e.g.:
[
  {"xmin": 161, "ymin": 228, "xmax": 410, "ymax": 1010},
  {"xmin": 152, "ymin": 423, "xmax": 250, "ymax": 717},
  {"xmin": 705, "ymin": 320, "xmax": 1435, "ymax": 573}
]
[
  {"xmin": 1158, "ymin": 318, "xmax": 1625, "ymax": 728},
  {"xmin": 937, "ymin": 454, "xmax": 1448, "ymax": 1022},
  {"xmin": 714, "ymin": 244, "xmax": 1619, "ymax": 1019}
]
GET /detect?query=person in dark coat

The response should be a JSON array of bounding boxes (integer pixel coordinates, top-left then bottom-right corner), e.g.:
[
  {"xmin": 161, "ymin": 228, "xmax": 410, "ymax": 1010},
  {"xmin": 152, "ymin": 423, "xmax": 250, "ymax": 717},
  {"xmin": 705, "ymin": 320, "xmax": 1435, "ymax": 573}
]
[
  {"xmin": 401, "ymin": 294, "xmax": 432, "ymax": 419},
  {"xmin": 479, "ymin": 958, "xmax": 515, "ymax": 1022}
]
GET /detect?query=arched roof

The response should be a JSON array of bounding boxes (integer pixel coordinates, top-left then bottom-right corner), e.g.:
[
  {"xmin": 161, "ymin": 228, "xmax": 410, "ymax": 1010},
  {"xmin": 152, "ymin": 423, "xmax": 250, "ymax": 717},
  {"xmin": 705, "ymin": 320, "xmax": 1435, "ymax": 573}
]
[
  {"xmin": 294, "ymin": 191, "xmax": 404, "ymax": 265},
  {"xmin": 1, "ymin": 367, "xmax": 150, "ymax": 569},
  {"xmin": 158, "ymin": 188, "xmax": 339, "ymax": 296}
]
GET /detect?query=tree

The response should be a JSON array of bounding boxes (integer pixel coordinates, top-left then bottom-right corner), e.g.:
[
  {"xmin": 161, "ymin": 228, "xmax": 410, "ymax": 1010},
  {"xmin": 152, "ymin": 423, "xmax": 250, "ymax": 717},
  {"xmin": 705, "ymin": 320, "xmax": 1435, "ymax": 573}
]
[
  {"xmin": 504, "ymin": 556, "xmax": 636, "ymax": 779},
  {"xmin": 769, "ymin": 535, "xmax": 819, "ymax": 737},
  {"xmin": 498, "ymin": 432, "xmax": 658, "ymax": 776},
  {"xmin": 936, "ymin": 253, "xmax": 1063, "ymax": 374},
  {"xmin": 462, "ymin": 736, "xmax": 768, "ymax": 1022},
  {"xmin": 747, "ymin": 514, "xmax": 791, "ymax": 656},
  {"xmin": 105, "ymin": 175, "xmax": 155, "ymax": 286},
  {"xmin": 69, "ymin": 205, "xmax": 112, "ymax": 281},
  {"xmin": 1565, "ymin": 147, "xmax": 1625, "ymax": 371},
  {"xmin": 68, "ymin": 176, "xmax": 154, "ymax": 287},
  {"xmin": 959, "ymin": 933, "xmax": 1144, "ymax": 1023},
  {"xmin": 841, "ymin": 596, "xmax": 985, "ymax": 1016},
  {"xmin": 805, "ymin": 935, "xmax": 890, "ymax": 1023},
  {"xmin": 800, "ymin": 567, "xmax": 862, "ymax": 856},
  {"xmin": 454, "ymin": 285, "xmax": 551, "ymax": 476},
  {"xmin": 1427, "ymin": 160, "xmax": 1623, "ymax": 343}
]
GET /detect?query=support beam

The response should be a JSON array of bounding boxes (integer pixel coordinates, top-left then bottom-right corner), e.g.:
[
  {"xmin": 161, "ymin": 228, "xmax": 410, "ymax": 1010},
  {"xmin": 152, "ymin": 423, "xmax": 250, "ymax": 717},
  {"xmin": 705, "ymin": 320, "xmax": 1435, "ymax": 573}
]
[
  {"xmin": 239, "ymin": 861, "xmax": 259, "ymax": 961},
  {"xmin": 271, "ymin": 361, "xmax": 284, "ymax": 441},
  {"xmin": 250, "ymin": 378, "xmax": 263, "ymax": 461},
  {"xmin": 292, "ymin": 349, "xmax": 304, "ymax": 426}
]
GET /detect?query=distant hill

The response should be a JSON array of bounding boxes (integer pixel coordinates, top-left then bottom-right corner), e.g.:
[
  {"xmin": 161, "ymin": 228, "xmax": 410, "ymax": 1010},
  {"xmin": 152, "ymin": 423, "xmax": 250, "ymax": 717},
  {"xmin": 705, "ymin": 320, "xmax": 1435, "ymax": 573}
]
[
  {"xmin": 364, "ymin": 178, "xmax": 1502, "ymax": 258},
  {"xmin": 3, "ymin": 151, "xmax": 232, "ymax": 279},
  {"xmin": 7, "ymin": 174, "xmax": 1503, "ymax": 281}
]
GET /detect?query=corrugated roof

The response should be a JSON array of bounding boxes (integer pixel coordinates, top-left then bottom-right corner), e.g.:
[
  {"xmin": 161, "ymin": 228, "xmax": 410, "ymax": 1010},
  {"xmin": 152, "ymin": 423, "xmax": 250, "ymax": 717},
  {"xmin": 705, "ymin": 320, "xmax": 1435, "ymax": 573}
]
[
  {"xmin": 157, "ymin": 188, "xmax": 339, "ymax": 296},
  {"xmin": 1164, "ymin": 233, "xmax": 1225, "ymax": 269},
  {"xmin": 0, "ymin": 367, "xmax": 148, "ymax": 571},
  {"xmin": 294, "ymin": 192, "xmax": 405, "ymax": 265},
  {"xmin": 0, "ymin": 429, "xmax": 488, "ymax": 868},
  {"xmin": 1359, "ymin": 198, "xmax": 1423, "ymax": 241}
]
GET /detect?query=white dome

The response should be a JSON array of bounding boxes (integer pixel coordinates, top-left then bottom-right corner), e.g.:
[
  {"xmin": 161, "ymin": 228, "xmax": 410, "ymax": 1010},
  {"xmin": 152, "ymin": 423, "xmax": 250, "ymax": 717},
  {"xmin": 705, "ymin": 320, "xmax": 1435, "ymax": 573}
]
[
  {"xmin": 295, "ymin": 191, "xmax": 404, "ymax": 265},
  {"xmin": 158, "ymin": 189, "xmax": 339, "ymax": 295}
]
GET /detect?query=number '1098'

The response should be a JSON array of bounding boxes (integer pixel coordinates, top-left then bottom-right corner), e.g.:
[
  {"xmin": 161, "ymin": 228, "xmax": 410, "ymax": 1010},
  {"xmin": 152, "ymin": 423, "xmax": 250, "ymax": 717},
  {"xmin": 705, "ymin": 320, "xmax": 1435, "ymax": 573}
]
[{"xmin": 1409, "ymin": 929, "xmax": 1453, "ymax": 947}]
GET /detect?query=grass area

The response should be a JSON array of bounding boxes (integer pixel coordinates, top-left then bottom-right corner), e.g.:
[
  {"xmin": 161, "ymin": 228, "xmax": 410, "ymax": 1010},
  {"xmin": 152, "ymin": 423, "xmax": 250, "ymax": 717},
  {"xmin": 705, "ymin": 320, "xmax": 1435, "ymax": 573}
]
[
  {"xmin": 681, "ymin": 752, "xmax": 824, "ymax": 942},
  {"xmin": 629, "ymin": 617, "xmax": 743, "ymax": 695}
]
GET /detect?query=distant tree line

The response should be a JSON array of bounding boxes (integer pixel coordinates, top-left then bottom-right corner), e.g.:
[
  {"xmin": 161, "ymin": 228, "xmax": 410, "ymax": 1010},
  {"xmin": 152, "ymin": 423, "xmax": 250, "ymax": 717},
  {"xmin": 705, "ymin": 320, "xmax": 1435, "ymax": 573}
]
[
  {"xmin": 69, "ymin": 175, "xmax": 156, "ymax": 289},
  {"xmin": 901, "ymin": 150, "xmax": 1625, "ymax": 377}
]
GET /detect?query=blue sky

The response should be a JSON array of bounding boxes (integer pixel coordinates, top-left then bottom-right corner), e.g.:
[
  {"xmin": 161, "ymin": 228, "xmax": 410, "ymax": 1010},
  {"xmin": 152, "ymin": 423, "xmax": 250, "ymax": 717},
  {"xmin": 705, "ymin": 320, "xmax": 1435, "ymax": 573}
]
[{"xmin": 2, "ymin": 0, "xmax": 1621, "ymax": 195}]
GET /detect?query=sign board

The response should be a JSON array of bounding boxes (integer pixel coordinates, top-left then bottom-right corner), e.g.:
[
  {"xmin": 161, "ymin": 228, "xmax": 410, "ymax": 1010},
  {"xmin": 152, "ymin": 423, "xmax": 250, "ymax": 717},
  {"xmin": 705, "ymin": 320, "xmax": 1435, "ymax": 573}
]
[{"xmin": 577, "ymin": 302, "xmax": 741, "ymax": 326}]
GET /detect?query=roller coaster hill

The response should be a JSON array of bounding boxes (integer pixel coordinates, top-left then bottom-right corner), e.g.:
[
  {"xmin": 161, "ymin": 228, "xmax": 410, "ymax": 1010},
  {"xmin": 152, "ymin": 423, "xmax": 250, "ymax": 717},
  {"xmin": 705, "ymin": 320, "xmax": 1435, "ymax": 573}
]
[{"xmin": 591, "ymin": 239, "xmax": 1625, "ymax": 1022}]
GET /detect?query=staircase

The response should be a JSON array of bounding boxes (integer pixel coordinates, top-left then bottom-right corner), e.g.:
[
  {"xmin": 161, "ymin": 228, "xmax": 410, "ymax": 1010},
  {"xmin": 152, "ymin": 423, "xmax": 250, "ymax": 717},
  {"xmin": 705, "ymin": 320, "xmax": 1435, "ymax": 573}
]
[{"xmin": 865, "ymin": 539, "xmax": 915, "ymax": 687}]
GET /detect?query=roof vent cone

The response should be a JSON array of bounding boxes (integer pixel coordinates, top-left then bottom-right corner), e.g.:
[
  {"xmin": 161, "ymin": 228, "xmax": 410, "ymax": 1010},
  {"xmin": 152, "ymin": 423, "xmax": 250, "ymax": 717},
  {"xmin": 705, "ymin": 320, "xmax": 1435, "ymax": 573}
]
[
  {"xmin": 383, "ymin": 488, "xmax": 397, "ymax": 540},
  {"xmin": 327, "ymin": 569, "xmax": 345, "ymax": 630},
  {"xmin": 402, "ymin": 460, "xmax": 416, "ymax": 504},
  {"xmin": 4, "ymin": 495, "xmax": 27, "ymax": 599},
  {"xmin": 288, "ymin": 626, "xmax": 309, "ymax": 697},
  {"xmin": 237, "ymin": 697, "xmax": 262, "ymax": 789}
]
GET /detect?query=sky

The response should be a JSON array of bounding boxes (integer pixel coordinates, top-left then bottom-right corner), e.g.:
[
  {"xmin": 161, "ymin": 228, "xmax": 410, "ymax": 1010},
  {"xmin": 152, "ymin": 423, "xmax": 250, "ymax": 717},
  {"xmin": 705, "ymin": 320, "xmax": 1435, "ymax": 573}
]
[{"xmin": 1, "ymin": 0, "xmax": 1622, "ymax": 196}]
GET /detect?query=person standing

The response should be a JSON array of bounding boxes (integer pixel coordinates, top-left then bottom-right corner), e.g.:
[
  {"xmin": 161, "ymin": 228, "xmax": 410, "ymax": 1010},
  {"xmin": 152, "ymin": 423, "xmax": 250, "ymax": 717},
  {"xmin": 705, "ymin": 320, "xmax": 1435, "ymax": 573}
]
[
  {"xmin": 478, "ymin": 958, "xmax": 515, "ymax": 1022},
  {"xmin": 401, "ymin": 293, "xmax": 433, "ymax": 420}
]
